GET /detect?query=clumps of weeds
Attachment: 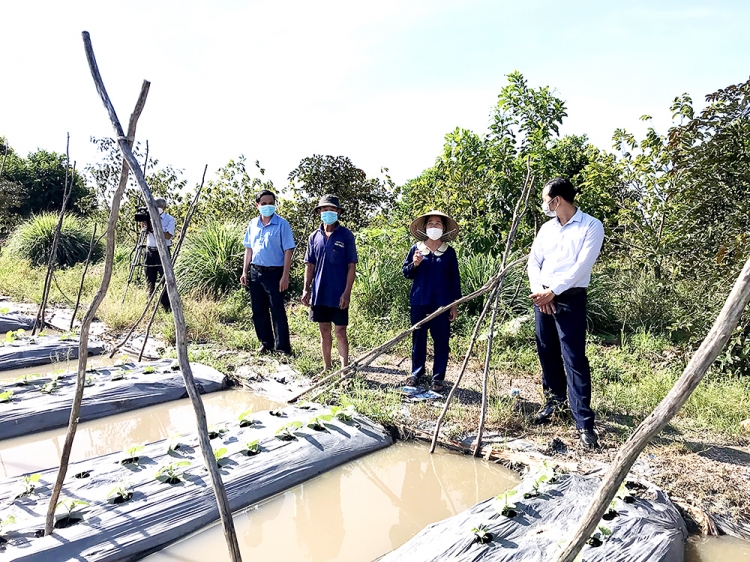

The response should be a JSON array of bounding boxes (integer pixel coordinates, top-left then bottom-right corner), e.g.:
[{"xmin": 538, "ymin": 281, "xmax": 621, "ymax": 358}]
[
  {"xmin": 155, "ymin": 461, "xmax": 191, "ymax": 485},
  {"xmin": 120, "ymin": 445, "xmax": 145, "ymax": 465},
  {"xmin": 54, "ymin": 498, "xmax": 89, "ymax": 528},
  {"xmin": 237, "ymin": 409, "xmax": 255, "ymax": 427},
  {"xmin": 242, "ymin": 440, "xmax": 261, "ymax": 456},
  {"xmin": 208, "ymin": 424, "xmax": 229, "ymax": 440},
  {"xmin": 471, "ymin": 524, "xmax": 493, "ymax": 544},
  {"xmin": 0, "ymin": 390, "xmax": 13, "ymax": 403},
  {"xmin": 275, "ymin": 421, "xmax": 303, "ymax": 441},
  {"xmin": 495, "ymin": 490, "xmax": 518, "ymax": 518},
  {"xmin": 14, "ymin": 373, "xmax": 41, "ymax": 386},
  {"xmin": 587, "ymin": 525, "xmax": 612, "ymax": 547},
  {"xmin": 106, "ymin": 483, "xmax": 133, "ymax": 504},
  {"xmin": 330, "ymin": 405, "xmax": 356, "ymax": 422},
  {"xmin": 307, "ymin": 413, "xmax": 333, "ymax": 431}
]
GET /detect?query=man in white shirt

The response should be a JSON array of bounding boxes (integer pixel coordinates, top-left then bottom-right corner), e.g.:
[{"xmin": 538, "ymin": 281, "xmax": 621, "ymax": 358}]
[
  {"xmin": 144, "ymin": 197, "xmax": 176, "ymax": 311},
  {"xmin": 528, "ymin": 178, "xmax": 604, "ymax": 448}
]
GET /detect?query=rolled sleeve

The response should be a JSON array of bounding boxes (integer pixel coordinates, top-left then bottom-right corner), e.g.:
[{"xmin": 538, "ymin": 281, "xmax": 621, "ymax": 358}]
[
  {"xmin": 164, "ymin": 215, "xmax": 176, "ymax": 236},
  {"xmin": 242, "ymin": 222, "xmax": 254, "ymax": 249},
  {"xmin": 549, "ymin": 220, "xmax": 604, "ymax": 295},
  {"xmin": 280, "ymin": 220, "xmax": 296, "ymax": 251}
]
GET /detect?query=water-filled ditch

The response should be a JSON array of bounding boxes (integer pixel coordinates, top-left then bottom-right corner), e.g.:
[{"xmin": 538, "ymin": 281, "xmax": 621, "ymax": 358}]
[{"xmin": 0, "ymin": 385, "xmax": 746, "ymax": 561}]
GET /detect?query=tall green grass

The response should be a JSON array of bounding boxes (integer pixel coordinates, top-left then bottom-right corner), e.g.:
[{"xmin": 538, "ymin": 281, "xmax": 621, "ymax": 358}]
[
  {"xmin": 5, "ymin": 213, "xmax": 102, "ymax": 267},
  {"xmin": 175, "ymin": 221, "xmax": 245, "ymax": 297}
]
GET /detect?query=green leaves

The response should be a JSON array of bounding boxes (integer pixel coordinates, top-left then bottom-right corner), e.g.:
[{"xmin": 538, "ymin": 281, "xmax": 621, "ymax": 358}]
[
  {"xmin": 0, "ymin": 390, "xmax": 13, "ymax": 403},
  {"xmin": 155, "ymin": 461, "xmax": 192, "ymax": 483},
  {"xmin": 55, "ymin": 498, "xmax": 90, "ymax": 516},
  {"xmin": 275, "ymin": 420, "xmax": 303, "ymax": 440},
  {"xmin": 237, "ymin": 409, "xmax": 255, "ymax": 427}
]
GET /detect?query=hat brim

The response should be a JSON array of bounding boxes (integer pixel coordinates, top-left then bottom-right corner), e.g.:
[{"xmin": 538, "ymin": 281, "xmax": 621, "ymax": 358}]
[{"xmin": 409, "ymin": 211, "xmax": 459, "ymax": 242}]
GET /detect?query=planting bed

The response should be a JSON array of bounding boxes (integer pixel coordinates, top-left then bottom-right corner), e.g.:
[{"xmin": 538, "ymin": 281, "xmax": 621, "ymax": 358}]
[
  {"xmin": 0, "ymin": 359, "xmax": 227, "ymax": 439},
  {"xmin": 379, "ymin": 470, "xmax": 688, "ymax": 562},
  {"xmin": 0, "ymin": 404, "xmax": 391, "ymax": 561},
  {"xmin": 0, "ymin": 312, "xmax": 35, "ymax": 333},
  {"xmin": 0, "ymin": 334, "xmax": 105, "ymax": 371}
]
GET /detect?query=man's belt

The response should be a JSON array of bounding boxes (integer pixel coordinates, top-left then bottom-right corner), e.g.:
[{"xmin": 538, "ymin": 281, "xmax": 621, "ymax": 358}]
[
  {"xmin": 544, "ymin": 286, "xmax": 586, "ymax": 296},
  {"xmin": 251, "ymin": 264, "xmax": 283, "ymax": 271}
]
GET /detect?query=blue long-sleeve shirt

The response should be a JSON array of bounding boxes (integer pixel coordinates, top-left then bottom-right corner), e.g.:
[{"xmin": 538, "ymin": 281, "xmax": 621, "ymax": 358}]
[{"xmin": 402, "ymin": 243, "xmax": 462, "ymax": 307}]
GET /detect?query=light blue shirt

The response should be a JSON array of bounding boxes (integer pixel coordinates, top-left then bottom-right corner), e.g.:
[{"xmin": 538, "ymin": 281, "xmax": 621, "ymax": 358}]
[
  {"xmin": 243, "ymin": 214, "xmax": 296, "ymax": 267},
  {"xmin": 528, "ymin": 208, "xmax": 604, "ymax": 295},
  {"xmin": 147, "ymin": 212, "xmax": 176, "ymax": 247}
]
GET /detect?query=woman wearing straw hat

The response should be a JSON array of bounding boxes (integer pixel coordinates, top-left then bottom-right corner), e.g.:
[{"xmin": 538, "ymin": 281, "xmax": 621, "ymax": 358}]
[{"xmin": 402, "ymin": 211, "xmax": 461, "ymax": 393}]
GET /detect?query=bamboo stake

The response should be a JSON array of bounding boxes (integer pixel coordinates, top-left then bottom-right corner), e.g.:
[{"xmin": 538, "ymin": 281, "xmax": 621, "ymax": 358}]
[
  {"xmin": 287, "ymin": 256, "xmax": 529, "ymax": 404},
  {"xmin": 43, "ymin": 80, "xmax": 151, "ymax": 536},
  {"xmin": 33, "ymin": 141, "xmax": 74, "ymax": 335},
  {"xmin": 70, "ymin": 225, "xmax": 105, "ymax": 331},
  {"xmin": 555, "ymin": 256, "xmax": 750, "ymax": 562},
  {"xmin": 138, "ymin": 166, "xmax": 207, "ymax": 361},
  {"xmin": 81, "ymin": 32, "xmax": 242, "ymax": 561},
  {"xmin": 473, "ymin": 289, "xmax": 502, "ymax": 457}
]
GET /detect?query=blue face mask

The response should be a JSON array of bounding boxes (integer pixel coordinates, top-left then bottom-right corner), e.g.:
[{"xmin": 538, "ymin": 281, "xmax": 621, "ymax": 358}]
[
  {"xmin": 259, "ymin": 204, "xmax": 276, "ymax": 217},
  {"xmin": 321, "ymin": 211, "xmax": 338, "ymax": 225}
]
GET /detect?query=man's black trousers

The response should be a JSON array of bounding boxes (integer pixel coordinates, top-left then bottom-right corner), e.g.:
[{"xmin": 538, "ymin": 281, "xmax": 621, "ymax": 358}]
[
  {"xmin": 534, "ymin": 288, "xmax": 595, "ymax": 430},
  {"xmin": 144, "ymin": 247, "xmax": 171, "ymax": 311},
  {"xmin": 248, "ymin": 265, "xmax": 291, "ymax": 354}
]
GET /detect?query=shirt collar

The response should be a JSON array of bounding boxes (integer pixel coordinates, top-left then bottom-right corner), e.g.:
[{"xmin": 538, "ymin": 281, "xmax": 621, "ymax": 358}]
[
  {"xmin": 318, "ymin": 223, "xmax": 340, "ymax": 234},
  {"xmin": 556, "ymin": 207, "xmax": 582, "ymax": 227},
  {"xmin": 257, "ymin": 214, "xmax": 278, "ymax": 227},
  {"xmin": 417, "ymin": 241, "xmax": 449, "ymax": 256}
]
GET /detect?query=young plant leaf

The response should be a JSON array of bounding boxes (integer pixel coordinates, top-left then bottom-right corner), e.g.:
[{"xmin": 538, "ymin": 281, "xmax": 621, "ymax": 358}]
[{"xmin": 0, "ymin": 390, "xmax": 13, "ymax": 403}]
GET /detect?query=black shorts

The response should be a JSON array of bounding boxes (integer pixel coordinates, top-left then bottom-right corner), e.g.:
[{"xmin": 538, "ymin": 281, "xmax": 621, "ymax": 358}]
[{"xmin": 309, "ymin": 305, "xmax": 349, "ymax": 326}]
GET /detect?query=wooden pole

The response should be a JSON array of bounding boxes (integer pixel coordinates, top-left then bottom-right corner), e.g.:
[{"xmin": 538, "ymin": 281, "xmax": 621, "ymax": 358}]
[
  {"xmin": 81, "ymin": 31, "xmax": 242, "ymax": 561},
  {"xmin": 555, "ymin": 255, "xmax": 750, "ymax": 562},
  {"xmin": 44, "ymin": 80, "xmax": 151, "ymax": 536},
  {"xmin": 473, "ymin": 289, "xmax": 502, "ymax": 457},
  {"xmin": 70, "ymin": 225, "xmax": 104, "ymax": 331}
]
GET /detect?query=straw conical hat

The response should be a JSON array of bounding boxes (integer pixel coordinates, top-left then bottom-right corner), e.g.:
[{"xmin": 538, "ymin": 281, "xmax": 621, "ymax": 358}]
[{"xmin": 409, "ymin": 210, "xmax": 459, "ymax": 242}]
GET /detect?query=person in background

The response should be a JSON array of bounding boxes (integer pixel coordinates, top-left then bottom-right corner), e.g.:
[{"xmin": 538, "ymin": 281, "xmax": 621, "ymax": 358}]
[
  {"xmin": 144, "ymin": 197, "xmax": 175, "ymax": 311},
  {"xmin": 402, "ymin": 211, "xmax": 461, "ymax": 393},
  {"xmin": 240, "ymin": 189, "xmax": 295, "ymax": 355},
  {"xmin": 528, "ymin": 177, "xmax": 604, "ymax": 449},
  {"xmin": 301, "ymin": 195, "xmax": 357, "ymax": 371}
]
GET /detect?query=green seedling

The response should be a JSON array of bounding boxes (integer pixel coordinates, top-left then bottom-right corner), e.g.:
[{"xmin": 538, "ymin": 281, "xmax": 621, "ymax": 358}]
[
  {"xmin": 297, "ymin": 401, "xmax": 314, "ymax": 410},
  {"xmin": 269, "ymin": 409, "xmax": 284, "ymax": 417},
  {"xmin": 59, "ymin": 331, "xmax": 77, "ymax": 341},
  {"xmin": 307, "ymin": 413, "xmax": 333, "ymax": 431},
  {"xmin": 111, "ymin": 370, "xmax": 125, "ymax": 381},
  {"xmin": 155, "ymin": 461, "xmax": 191, "ymax": 484},
  {"xmin": 121, "ymin": 444, "xmax": 145, "ymax": 465},
  {"xmin": 615, "ymin": 482, "xmax": 635, "ymax": 504},
  {"xmin": 213, "ymin": 447, "xmax": 229, "ymax": 465},
  {"xmin": 525, "ymin": 463, "xmax": 555, "ymax": 498},
  {"xmin": 495, "ymin": 490, "xmax": 518, "ymax": 517},
  {"xmin": 40, "ymin": 380, "xmax": 58, "ymax": 394},
  {"xmin": 0, "ymin": 514, "xmax": 16, "ymax": 537},
  {"xmin": 0, "ymin": 307, "xmax": 9, "ymax": 314},
  {"xmin": 0, "ymin": 390, "xmax": 13, "ymax": 403},
  {"xmin": 84, "ymin": 375, "xmax": 94, "ymax": 387},
  {"xmin": 167, "ymin": 434, "xmax": 183, "ymax": 453},
  {"xmin": 275, "ymin": 420, "xmax": 303, "ymax": 440},
  {"xmin": 38, "ymin": 330, "xmax": 47, "ymax": 337},
  {"xmin": 143, "ymin": 366, "xmax": 157, "ymax": 374},
  {"xmin": 471, "ymin": 524, "xmax": 493, "ymax": 544},
  {"xmin": 50, "ymin": 369, "xmax": 66, "ymax": 381},
  {"xmin": 21, "ymin": 473, "xmax": 41, "ymax": 495},
  {"xmin": 603, "ymin": 498, "xmax": 620, "ymax": 520},
  {"xmin": 55, "ymin": 498, "xmax": 89, "ymax": 527},
  {"xmin": 330, "ymin": 405, "xmax": 356, "ymax": 421},
  {"xmin": 106, "ymin": 483, "xmax": 133, "ymax": 504},
  {"xmin": 3, "ymin": 329, "xmax": 26, "ymax": 345},
  {"xmin": 113, "ymin": 355, "xmax": 130, "ymax": 367},
  {"xmin": 587, "ymin": 524, "xmax": 612, "ymax": 547},
  {"xmin": 208, "ymin": 424, "xmax": 229, "ymax": 439},
  {"xmin": 15, "ymin": 373, "xmax": 41, "ymax": 386},
  {"xmin": 243, "ymin": 439, "xmax": 261, "ymax": 456},
  {"xmin": 237, "ymin": 409, "xmax": 255, "ymax": 427}
]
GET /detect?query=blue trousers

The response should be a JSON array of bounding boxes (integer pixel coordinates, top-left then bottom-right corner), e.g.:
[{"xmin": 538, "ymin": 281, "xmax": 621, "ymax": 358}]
[
  {"xmin": 411, "ymin": 305, "xmax": 450, "ymax": 382},
  {"xmin": 534, "ymin": 290, "xmax": 595, "ymax": 430},
  {"xmin": 248, "ymin": 266, "xmax": 291, "ymax": 354}
]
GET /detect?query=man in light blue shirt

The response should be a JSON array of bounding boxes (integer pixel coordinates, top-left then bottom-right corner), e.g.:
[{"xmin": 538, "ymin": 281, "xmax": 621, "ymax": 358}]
[
  {"xmin": 240, "ymin": 189, "xmax": 296, "ymax": 355},
  {"xmin": 528, "ymin": 177, "xmax": 604, "ymax": 448}
]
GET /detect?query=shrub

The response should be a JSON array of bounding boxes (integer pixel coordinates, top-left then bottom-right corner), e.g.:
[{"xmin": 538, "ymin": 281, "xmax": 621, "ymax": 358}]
[
  {"xmin": 175, "ymin": 221, "xmax": 245, "ymax": 297},
  {"xmin": 5, "ymin": 213, "xmax": 102, "ymax": 267}
]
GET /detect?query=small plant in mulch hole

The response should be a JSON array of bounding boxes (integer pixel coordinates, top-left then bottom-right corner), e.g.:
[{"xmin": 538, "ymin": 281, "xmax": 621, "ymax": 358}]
[
  {"xmin": 1, "ymin": 514, "xmax": 16, "ymax": 543},
  {"xmin": 242, "ymin": 440, "xmax": 261, "ymax": 456},
  {"xmin": 602, "ymin": 499, "xmax": 619, "ymax": 521},
  {"xmin": 2, "ymin": 329, "xmax": 26, "ymax": 346},
  {"xmin": 17, "ymin": 473, "xmax": 41, "ymax": 497},
  {"xmin": 586, "ymin": 524, "xmax": 612, "ymax": 547},
  {"xmin": 74, "ymin": 470, "xmax": 91, "ymax": 479},
  {"xmin": 237, "ymin": 409, "xmax": 255, "ymax": 427},
  {"xmin": 15, "ymin": 373, "xmax": 41, "ymax": 386},
  {"xmin": 297, "ymin": 401, "xmax": 314, "ymax": 410},
  {"xmin": 155, "ymin": 461, "xmax": 191, "ymax": 485},
  {"xmin": 0, "ymin": 390, "xmax": 13, "ymax": 403},
  {"xmin": 524, "ymin": 462, "xmax": 555, "ymax": 499},
  {"xmin": 208, "ymin": 424, "xmax": 229, "ymax": 440},
  {"xmin": 471, "ymin": 524, "xmax": 493, "ymax": 544},
  {"xmin": 213, "ymin": 447, "xmax": 229, "ymax": 466},
  {"xmin": 143, "ymin": 366, "xmax": 157, "ymax": 374},
  {"xmin": 495, "ymin": 490, "xmax": 518, "ymax": 518},
  {"xmin": 166, "ymin": 434, "xmax": 183, "ymax": 453},
  {"xmin": 106, "ymin": 483, "xmax": 133, "ymax": 504},
  {"xmin": 84, "ymin": 375, "xmax": 95, "ymax": 387},
  {"xmin": 330, "ymin": 405, "xmax": 356, "ymax": 422},
  {"xmin": 40, "ymin": 380, "xmax": 58, "ymax": 394},
  {"xmin": 616, "ymin": 482, "xmax": 636, "ymax": 504},
  {"xmin": 54, "ymin": 498, "xmax": 89, "ymax": 529},
  {"xmin": 120, "ymin": 444, "xmax": 145, "ymax": 465},
  {"xmin": 269, "ymin": 409, "xmax": 285, "ymax": 417},
  {"xmin": 307, "ymin": 413, "xmax": 333, "ymax": 431},
  {"xmin": 275, "ymin": 420, "xmax": 303, "ymax": 440}
]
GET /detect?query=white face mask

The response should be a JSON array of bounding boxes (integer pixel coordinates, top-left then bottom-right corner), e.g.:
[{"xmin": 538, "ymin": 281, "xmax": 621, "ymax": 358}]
[
  {"xmin": 426, "ymin": 227, "xmax": 443, "ymax": 241},
  {"xmin": 541, "ymin": 197, "xmax": 557, "ymax": 218},
  {"xmin": 158, "ymin": 207, "xmax": 165, "ymax": 216}
]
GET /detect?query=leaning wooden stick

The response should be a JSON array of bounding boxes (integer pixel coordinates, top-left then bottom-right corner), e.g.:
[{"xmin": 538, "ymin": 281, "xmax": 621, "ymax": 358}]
[
  {"xmin": 288, "ymin": 256, "xmax": 529, "ymax": 404},
  {"xmin": 80, "ymin": 32, "xmax": 242, "ymax": 561},
  {"xmin": 138, "ymin": 167, "xmax": 207, "ymax": 361},
  {"xmin": 555, "ymin": 255, "xmax": 750, "ymax": 562},
  {"xmin": 43, "ymin": 80, "xmax": 151, "ymax": 536},
  {"xmin": 70, "ymin": 225, "xmax": 105, "ymax": 331}
]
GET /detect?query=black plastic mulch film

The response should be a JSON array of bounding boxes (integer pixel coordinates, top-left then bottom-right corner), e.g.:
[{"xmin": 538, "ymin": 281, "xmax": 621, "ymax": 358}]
[{"xmin": 0, "ymin": 334, "xmax": 105, "ymax": 372}]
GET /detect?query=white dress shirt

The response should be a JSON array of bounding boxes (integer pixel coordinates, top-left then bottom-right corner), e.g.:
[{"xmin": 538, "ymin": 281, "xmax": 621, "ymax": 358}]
[
  {"xmin": 528, "ymin": 208, "xmax": 604, "ymax": 295},
  {"xmin": 147, "ymin": 212, "xmax": 176, "ymax": 248}
]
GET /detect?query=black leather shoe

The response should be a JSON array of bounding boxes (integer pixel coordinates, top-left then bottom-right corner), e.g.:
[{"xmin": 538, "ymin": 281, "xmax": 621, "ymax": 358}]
[
  {"xmin": 578, "ymin": 428, "xmax": 599, "ymax": 449},
  {"xmin": 533, "ymin": 402, "xmax": 560, "ymax": 425}
]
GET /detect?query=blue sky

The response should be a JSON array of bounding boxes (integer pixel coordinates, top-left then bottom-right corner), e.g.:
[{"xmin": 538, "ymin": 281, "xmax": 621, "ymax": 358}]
[{"xmin": 1, "ymin": 1, "xmax": 748, "ymax": 192}]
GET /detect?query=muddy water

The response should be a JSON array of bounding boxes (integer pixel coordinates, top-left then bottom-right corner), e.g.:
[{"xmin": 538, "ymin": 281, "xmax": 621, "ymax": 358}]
[
  {"xmin": 0, "ymin": 389, "xmax": 281, "ymax": 478},
  {"xmin": 687, "ymin": 535, "xmax": 750, "ymax": 561},
  {"xmin": 144, "ymin": 441, "xmax": 520, "ymax": 562},
  {"xmin": 0, "ymin": 353, "xmax": 119, "ymax": 382}
]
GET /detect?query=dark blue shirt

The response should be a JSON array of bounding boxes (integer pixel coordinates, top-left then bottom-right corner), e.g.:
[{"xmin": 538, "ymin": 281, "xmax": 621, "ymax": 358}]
[
  {"xmin": 304, "ymin": 224, "xmax": 358, "ymax": 308},
  {"xmin": 402, "ymin": 243, "xmax": 462, "ymax": 307}
]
